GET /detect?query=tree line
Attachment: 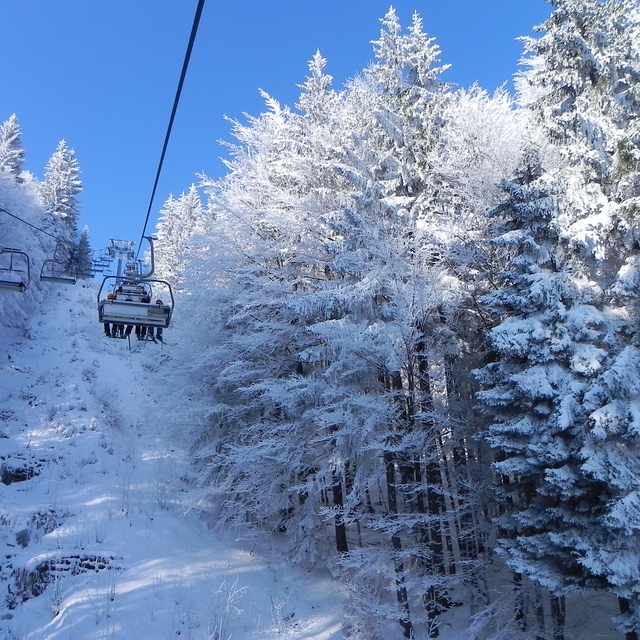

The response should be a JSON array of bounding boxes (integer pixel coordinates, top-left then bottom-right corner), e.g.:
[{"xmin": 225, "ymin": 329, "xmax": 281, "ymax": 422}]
[
  {"xmin": 0, "ymin": 114, "xmax": 91, "ymax": 326},
  {"xmin": 111, "ymin": 0, "xmax": 640, "ymax": 637}
]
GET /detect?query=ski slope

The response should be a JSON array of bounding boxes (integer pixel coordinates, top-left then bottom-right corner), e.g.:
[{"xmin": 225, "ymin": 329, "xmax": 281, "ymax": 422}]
[{"xmin": 0, "ymin": 282, "xmax": 344, "ymax": 640}]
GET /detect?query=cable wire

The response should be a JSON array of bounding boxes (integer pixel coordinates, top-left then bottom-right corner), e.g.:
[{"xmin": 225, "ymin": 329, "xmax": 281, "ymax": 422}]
[
  {"xmin": 137, "ymin": 0, "xmax": 206, "ymax": 258},
  {"xmin": 0, "ymin": 206, "xmax": 59, "ymax": 240}
]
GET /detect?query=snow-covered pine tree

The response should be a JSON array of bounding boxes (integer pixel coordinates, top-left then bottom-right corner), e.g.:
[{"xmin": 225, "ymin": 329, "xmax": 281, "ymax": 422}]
[
  {"xmin": 67, "ymin": 226, "xmax": 93, "ymax": 277},
  {"xmin": 296, "ymin": 50, "xmax": 339, "ymax": 124},
  {"xmin": 512, "ymin": 2, "xmax": 640, "ymax": 636},
  {"xmin": 517, "ymin": 0, "xmax": 640, "ymax": 261},
  {"xmin": 0, "ymin": 114, "xmax": 25, "ymax": 179},
  {"xmin": 474, "ymin": 147, "xmax": 614, "ymax": 640},
  {"xmin": 184, "ymin": 16, "xmax": 455, "ymax": 635},
  {"xmin": 293, "ymin": 13, "xmax": 469, "ymax": 637},
  {"xmin": 154, "ymin": 185, "xmax": 204, "ymax": 286},
  {"xmin": 188, "ymin": 89, "xmax": 336, "ymax": 552},
  {"xmin": 355, "ymin": 10, "xmax": 531, "ymax": 634},
  {"xmin": 40, "ymin": 140, "xmax": 82, "ymax": 248},
  {"xmin": 0, "ymin": 135, "xmax": 51, "ymax": 325}
]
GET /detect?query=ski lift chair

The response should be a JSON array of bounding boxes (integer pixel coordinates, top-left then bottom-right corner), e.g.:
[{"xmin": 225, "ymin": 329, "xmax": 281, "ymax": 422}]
[
  {"xmin": 91, "ymin": 250, "xmax": 111, "ymax": 268},
  {"xmin": 97, "ymin": 275, "xmax": 174, "ymax": 330},
  {"xmin": 40, "ymin": 259, "xmax": 77, "ymax": 285},
  {"xmin": 0, "ymin": 247, "xmax": 30, "ymax": 292},
  {"xmin": 40, "ymin": 241, "xmax": 77, "ymax": 285}
]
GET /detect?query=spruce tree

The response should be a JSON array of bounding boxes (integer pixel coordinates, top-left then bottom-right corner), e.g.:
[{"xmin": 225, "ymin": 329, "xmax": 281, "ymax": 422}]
[
  {"xmin": 41, "ymin": 140, "xmax": 82, "ymax": 245},
  {"xmin": 475, "ymin": 148, "xmax": 613, "ymax": 639},
  {"xmin": 476, "ymin": 2, "xmax": 640, "ymax": 636},
  {"xmin": 154, "ymin": 185, "xmax": 204, "ymax": 285},
  {"xmin": 0, "ymin": 114, "xmax": 25, "ymax": 178},
  {"xmin": 67, "ymin": 226, "xmax": 93, "ymax": 277}
]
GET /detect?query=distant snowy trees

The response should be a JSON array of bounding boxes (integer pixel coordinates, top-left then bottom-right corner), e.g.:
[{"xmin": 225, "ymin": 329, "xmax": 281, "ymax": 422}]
[
  {"xmin": 40, "ymin": 138, "xmax": 93, "ymax": 278},
  {"xmin": 0, "ymin": 115, "xmax": 90, "ymax": 326},
  {"xmin": 41, "ymin": 140, "xmax": 82, "ymax": 239},
  {"xmin": 152, "ymin": 1, "xmax": 640, "ymax": 639},
  {"xmin": 67, "ymin": 226, "xmax": 93, "ymax": 277},
  {"xmin": 0, "ymin": 116, "xmax": 49, "ymax": 325}
]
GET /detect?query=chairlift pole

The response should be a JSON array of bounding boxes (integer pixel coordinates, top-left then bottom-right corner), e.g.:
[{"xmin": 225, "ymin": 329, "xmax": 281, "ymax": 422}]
[{"xmin": 107, "ymin": 239, "xmax": 135, "ymax": 282}]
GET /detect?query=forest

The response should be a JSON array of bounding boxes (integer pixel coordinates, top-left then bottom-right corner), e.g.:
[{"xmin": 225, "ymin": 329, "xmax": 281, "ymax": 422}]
[{"xmin": 2, "ymin": 1, "xmax": 640, "ymax": 638}]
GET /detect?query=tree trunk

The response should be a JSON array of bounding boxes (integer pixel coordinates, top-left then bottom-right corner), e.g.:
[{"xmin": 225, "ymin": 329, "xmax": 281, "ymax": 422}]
[
  {"xmin": 550, "ymin": 595, "xmax": 565, "ymax": 640},
  {"xmin": 384, "ymin": 450, "xmax": 414, "ymax": 639},
  {"xmin": 618, "ymin": 598, "xmax": 639, "ymax": 640},
  {"xmin": 534, "ymin": 584, "xmax": 546, "ymax": 640},
  {"xmin": 332, "ymin": 472, "xmax": 349, "ymax": 553},
  {"xmin": 513, "ymin": 572, "xmax": 526, "ymax": 632},
  {"xmin": 416, "ymin": 344, "xmax": 453, "ymax": 636}
]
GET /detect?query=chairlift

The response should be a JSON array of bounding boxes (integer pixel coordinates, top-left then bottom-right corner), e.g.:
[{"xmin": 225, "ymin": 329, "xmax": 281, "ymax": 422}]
[
  {"xmin": 90, "ymin": 256, "xmax": 111, "ymax": 274},
  {"xmin": 40, "ymin": 241, "xmax": 77, "ymax": 285},
  {"xmin": 92, "ymin": 249, "xmax": 111, "ymax": 268},
  {"xmin": 0, "ymin": 247, "xmax": 30, "ymax": 292},
  {"xmin": 97, "ymin": 236, "xmax": 174, "ymax": 333},
  {"xmin": 97, "ymin": 275, "xmax": 174, "ymax": 329}
]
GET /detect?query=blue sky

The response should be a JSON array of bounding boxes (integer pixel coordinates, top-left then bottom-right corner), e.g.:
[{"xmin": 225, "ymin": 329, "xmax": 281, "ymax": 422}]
[{"xmin": 1, "ymin": 0, "xmax": 551, "ymax": 254}]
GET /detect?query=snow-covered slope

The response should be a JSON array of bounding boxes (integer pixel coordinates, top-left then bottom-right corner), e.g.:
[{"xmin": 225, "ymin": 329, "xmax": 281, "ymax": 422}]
[{"xmin": 0, "ymin": 282, "xmax": 343, "ymax": 640}]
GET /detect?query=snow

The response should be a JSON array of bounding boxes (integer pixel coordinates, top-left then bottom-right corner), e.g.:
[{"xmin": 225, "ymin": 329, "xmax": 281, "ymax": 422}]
[{"xmin": 0, "ymin": 282, "xmax": 344, "ymax": 640}]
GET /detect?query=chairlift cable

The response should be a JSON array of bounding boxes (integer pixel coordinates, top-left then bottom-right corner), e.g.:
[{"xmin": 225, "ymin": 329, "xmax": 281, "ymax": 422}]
[
  {"xmin": 0, "ymin": 206, "xmax": 60, "ymax": 241},
  {"xmin": 2, "ymin": 206, "xmax": 105, "ymax": 284},
  {"xmin": 136, "ymin": 0, "xmax": 206, "ymax": 259}
]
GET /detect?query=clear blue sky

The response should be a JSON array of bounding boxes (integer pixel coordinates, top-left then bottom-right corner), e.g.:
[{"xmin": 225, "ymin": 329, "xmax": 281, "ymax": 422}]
[{"xmin": 1, "ymin": 0, "xmax": 551, "ymax": 254}]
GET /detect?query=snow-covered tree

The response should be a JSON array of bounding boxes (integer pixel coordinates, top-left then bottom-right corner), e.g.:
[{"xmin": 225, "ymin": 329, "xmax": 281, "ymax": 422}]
[
  {"xmin": 475, "ymin": 1, "xmax": 640, "ymax": 636},
  {"xmin": 0, "ymin": 114, "xmax": 25, "ymax": 178},
  {"xmin": 187, "ymin": 10, "xmax": 523, "ymax": 638},
  {"xmin": 517, "ymin": 0, "xmax": 640, "ymax": 261},
  {"xmin": 0, "ymin": 158, "xmax": 50, "ymax": 326},
  {"xmin": 474, "ymin": 147, "xmax": 616, "ymax": 638},
  {"xmin": 173, "ymin": 8, "xmax": 531, "ymax": 639},
  {"xmin": 296, "ymin": 50, "xmax": 339, "ymax": 123},
  {"xmin": 154, "ymin": 185, "xmax": 204, "ymax": 285},
  {"xmin": 40, "ymin": 140, "xmax": 82, "ymax": 245},
  {"xmin": 67, "ymin": 226, "xmax": 93, "ymax": 277}
]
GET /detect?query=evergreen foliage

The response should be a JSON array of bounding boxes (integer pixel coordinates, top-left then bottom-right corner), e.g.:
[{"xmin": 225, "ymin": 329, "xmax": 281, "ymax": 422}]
[
  {"xmin": 0, "ymin": 140, "xmax": 52, "ymax": 325},
  {"xmin": 67, "ymin": 226, "xmax": 93, "ymax": 277},
  {"xmin": 178, "ymin": 8, "xmax": 526, "ymax": 639},
  {"xmin": 478, "ymin": 1, "xmax": 640, "ymax": 637},
  {"xmin": 0, "ymin": 120, "xmax": 87, "ymax": 325},
  {"xmin": 154, "ymin": 185, "xmax": 204, "ymax": 285},
  {"xmin": 0, "ymin": 114, "xmax": 25, "ymax": 178},
  {"xmin": 475, "ymin": 148, "xmax": 612, "ymax": 599},
  {"xmin": 41, "ymin": 140, "xmax": 82, "ymax": 245}
]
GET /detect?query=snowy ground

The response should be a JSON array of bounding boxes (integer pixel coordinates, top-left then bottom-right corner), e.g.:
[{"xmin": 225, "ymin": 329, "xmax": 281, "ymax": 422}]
[{"xmin": 0, "ymin": 282, "xmax": 344, "ymax": 640}]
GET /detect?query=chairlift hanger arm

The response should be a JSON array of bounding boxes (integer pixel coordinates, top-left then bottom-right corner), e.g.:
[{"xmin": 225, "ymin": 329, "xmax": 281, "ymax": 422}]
[{"xmin": 135, "ymin": 236, "xmax": 156, "ymax": 279}]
